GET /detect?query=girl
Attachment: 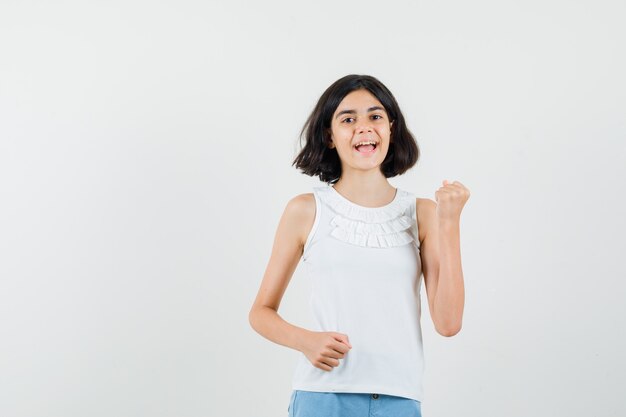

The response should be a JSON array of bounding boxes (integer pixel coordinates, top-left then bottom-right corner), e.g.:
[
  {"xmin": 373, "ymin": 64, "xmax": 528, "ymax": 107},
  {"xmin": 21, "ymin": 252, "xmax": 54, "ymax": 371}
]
[{"xmin": 249, "ymin": 74, "xmax": 469, "ymax": 417}]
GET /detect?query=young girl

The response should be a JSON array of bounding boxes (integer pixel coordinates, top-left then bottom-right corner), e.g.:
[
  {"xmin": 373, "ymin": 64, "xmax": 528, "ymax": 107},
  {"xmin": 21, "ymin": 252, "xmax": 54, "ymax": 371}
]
[{"xmin": 249, "ymin": 74, "xmax": 469, "ymax": 417}]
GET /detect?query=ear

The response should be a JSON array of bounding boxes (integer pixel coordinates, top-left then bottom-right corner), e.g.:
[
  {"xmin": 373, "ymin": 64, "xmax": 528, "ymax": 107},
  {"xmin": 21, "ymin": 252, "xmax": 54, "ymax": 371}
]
[{"xmin": 327, "ymin": 129, "xmax": 335, "ymax": 149}]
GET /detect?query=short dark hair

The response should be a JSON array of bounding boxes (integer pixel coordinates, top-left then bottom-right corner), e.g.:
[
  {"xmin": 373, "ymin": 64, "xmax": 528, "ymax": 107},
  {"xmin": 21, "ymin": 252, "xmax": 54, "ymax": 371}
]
[{"xmin": 292, "ymin": 74, "xmax": 420, "ymax": 184}]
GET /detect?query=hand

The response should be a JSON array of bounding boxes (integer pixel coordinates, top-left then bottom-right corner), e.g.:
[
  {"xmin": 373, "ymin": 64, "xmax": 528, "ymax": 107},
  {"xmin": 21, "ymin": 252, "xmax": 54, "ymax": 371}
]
[
  {"xmin": 435, "ymin": 179, "xmax": 470, "ymax": 221},
  {"xmin": 300, "ymin": 331, "xmax": 352, "ymax": 372}
]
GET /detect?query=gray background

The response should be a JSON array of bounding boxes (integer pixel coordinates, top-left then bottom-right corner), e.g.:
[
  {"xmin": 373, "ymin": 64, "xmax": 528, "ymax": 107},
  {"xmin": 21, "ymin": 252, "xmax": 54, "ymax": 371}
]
[{"xmin": 1, "ymin": 1, "xmax": 625, "ymax": 416}]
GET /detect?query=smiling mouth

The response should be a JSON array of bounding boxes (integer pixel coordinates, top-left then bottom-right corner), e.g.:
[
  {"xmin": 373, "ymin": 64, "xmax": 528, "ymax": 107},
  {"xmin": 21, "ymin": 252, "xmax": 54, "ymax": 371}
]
[{"xmin": 354, "ymin": 143, "xmax": 378, "ymax": 154}]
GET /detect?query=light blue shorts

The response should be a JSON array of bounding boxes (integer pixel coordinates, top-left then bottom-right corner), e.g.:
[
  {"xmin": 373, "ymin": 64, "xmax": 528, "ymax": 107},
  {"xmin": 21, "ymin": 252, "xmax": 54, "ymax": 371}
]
[{"xmin": 287, "ymin": 390, "xmax": 422, "ymax": 417}]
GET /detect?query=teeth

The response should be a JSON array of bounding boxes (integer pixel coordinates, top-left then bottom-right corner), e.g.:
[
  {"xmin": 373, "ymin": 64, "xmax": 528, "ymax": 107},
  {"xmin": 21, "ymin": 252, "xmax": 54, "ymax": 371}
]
[{"xmin": 354, "ymin": 141, "xmax": 377, "ymax": 147}]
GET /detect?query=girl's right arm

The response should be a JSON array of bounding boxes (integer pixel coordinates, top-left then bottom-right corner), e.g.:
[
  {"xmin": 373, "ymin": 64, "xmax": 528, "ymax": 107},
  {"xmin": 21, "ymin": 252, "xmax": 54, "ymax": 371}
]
[
  {"xmin": 248, "ymin": 193, "xmax": 352, "ymax": 371},
  {"xmin": 248, "ymin": 194, "xmax": 315, "ymax": 351}
]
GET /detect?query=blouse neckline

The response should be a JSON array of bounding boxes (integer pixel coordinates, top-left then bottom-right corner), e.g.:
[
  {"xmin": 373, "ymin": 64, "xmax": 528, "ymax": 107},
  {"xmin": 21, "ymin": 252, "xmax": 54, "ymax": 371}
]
[{"xmin": 329, "ymin": 185, "xmax": 400, "ymax": 210}]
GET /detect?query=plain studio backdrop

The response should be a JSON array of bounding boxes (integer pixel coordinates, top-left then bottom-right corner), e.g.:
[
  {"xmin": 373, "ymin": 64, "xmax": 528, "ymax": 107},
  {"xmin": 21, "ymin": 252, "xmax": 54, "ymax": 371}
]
[{"xmin": 1, "ymin": 1, "xmax": 625, "ymax": 416}]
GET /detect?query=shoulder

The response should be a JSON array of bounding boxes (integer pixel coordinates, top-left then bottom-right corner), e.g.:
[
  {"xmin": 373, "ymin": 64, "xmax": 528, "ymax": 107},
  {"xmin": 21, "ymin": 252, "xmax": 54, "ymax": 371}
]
[
  {"xmin": 415, "ymin": 197, "xmax": 437, "ymax": 245},
  {"xmin": 286, "ymin": 192, "xmax": 315, "ymax": 216},
  {"xmin": 283, "ymin": 193, "xmax": 316, "ymax": 247}
]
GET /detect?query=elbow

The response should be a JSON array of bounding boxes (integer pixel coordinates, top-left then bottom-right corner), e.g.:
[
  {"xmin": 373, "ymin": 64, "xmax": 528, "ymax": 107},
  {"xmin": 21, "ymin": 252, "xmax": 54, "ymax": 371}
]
[
  {"xmin": 436, "ymin": 323, "xmax": 462, "ymax": 337},
  {"xmin": 248, "ymin": 306, "xmax": 259, "ymax": 331},
  {"xmin": 248, "ymin": 304, "xmax": 271, "ymax": 331}
]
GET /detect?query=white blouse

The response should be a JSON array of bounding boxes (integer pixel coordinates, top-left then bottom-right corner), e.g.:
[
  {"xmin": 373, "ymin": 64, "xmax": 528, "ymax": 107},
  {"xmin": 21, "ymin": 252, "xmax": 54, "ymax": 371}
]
[{"xmin": 292, "ymin": 184, "xmax": 426, "ymax": 402}]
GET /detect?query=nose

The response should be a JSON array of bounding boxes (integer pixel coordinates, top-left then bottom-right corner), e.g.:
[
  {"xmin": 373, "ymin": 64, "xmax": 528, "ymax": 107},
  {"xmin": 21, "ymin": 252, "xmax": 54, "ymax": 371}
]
[{"xmin": 356, "ymin": 123, "xmax": 373, "ymax": 134}]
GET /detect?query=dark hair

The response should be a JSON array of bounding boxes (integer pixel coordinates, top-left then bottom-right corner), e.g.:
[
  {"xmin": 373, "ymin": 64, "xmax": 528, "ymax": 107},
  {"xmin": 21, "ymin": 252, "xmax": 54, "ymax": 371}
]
[{"xmin": 292, "ymin": 74, "xmax": 419, "ymax": 184}]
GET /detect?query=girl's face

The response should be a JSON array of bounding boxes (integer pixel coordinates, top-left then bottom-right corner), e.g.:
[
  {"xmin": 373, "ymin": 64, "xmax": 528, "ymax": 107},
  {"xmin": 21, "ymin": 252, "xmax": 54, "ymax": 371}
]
[{"xmin": 328, "ymin": 89, "xmax": 393, "ymax": 173}]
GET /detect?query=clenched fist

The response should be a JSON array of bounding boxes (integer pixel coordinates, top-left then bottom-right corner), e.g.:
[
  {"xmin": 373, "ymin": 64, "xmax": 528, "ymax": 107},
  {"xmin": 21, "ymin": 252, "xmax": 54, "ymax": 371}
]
[
  {"xmin": 435, "ymin": 179, "xmax": 470, "ymax": 221},
  {"xmin": 300, "ymin": 331, "xmax": 352, "ymax": 372}
]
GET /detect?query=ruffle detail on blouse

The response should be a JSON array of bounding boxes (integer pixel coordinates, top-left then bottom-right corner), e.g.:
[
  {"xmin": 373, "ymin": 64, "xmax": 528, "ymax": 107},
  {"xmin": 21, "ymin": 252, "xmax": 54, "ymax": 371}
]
[{"xmin": 317, "ymin": 186, "xmax": 416, "ymax": 248}]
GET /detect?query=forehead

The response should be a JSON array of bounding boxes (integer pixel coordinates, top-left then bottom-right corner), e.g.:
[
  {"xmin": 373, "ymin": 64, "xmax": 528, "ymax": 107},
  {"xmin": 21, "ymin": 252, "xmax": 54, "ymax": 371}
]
[{"xmin": 334, "ymin": 89, "xmax": 385, "ymax": 113}]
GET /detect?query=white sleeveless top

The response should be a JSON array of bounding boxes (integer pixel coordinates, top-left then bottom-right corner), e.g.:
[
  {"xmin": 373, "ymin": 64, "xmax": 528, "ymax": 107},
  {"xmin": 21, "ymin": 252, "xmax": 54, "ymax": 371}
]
[{"xmin": 291, "ymin": 184, "xmax": 425, "ymax": 402}]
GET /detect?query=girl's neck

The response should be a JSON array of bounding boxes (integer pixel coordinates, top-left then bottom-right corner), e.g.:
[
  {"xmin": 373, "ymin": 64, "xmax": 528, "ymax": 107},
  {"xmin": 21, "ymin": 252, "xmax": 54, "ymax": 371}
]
[{"xmin": 332, "ymin": 174, "xmax": 396, "ymax": 208}]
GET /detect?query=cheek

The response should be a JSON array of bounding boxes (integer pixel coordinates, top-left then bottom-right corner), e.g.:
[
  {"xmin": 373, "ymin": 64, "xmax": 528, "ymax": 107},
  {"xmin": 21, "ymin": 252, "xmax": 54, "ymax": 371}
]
[
  {"xmin": 331, "ymin": 124, "xmax": 348, "ymax": 136},
  {"xmin": 335, "ymin": 129, "xmax": 354, "ymax": 141},
  {"xmin": 377, "ymin": 126, "xmax": 391, "ymax": 136}
]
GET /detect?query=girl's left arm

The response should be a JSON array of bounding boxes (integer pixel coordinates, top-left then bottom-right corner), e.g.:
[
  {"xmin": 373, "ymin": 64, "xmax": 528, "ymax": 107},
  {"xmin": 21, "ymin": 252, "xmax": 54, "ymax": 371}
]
[{"xmin": 421, "ymin": 180, "xmax": 470, "ymax": 336}]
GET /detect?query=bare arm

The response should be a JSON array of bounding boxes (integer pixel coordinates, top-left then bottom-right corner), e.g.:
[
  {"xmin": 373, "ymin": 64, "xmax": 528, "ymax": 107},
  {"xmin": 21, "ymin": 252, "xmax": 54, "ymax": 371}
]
[
  {"xmin": 248, "ymin": 194, "xmax": 315, "ymax": 351},
  {"xmin": 419, "ymin": 197, "xmax": 466, "ymax": 337},
  {"xmin": 249, "ymin": 194, "xmax": 352, "ymax": 371},
  {"xmin": 434, "ymin": 216, "xmax": 465, "ymax": 335}
]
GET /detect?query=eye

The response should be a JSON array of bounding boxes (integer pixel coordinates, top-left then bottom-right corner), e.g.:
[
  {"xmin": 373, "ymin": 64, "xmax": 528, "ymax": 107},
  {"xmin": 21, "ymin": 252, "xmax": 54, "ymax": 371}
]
[
  {"xmin": 371, "ymin": 114, "xmax": 383, "ymax": 120},
  {"xmin": 342, "ymin": 117, "xmax": 355, "ymax": 123}
]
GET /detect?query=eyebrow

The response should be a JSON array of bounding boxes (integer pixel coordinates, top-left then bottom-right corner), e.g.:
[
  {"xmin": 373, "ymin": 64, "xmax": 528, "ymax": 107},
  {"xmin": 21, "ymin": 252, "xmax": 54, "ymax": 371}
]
[{"xmin": 334, "ymin": 106, "xmax": 386, "ymax": 119}]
